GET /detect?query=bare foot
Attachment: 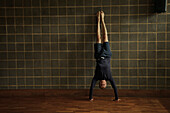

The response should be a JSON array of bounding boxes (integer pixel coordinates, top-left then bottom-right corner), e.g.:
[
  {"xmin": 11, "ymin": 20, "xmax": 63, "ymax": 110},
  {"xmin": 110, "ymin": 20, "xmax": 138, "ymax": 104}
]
[
  {"xmin": 97, "ymin": 11, "xmax": 100, "ymax": 22},
  {"xmin": 100, "ymin": 10, "xmax": 104, "ymax": 21}
]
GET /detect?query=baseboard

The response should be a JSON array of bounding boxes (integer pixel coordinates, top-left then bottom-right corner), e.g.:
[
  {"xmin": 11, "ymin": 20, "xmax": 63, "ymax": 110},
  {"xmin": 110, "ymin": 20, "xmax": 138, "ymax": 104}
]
[{"xmin": 0, "ymin": 89, "xmax": 169, "ymax": 97}]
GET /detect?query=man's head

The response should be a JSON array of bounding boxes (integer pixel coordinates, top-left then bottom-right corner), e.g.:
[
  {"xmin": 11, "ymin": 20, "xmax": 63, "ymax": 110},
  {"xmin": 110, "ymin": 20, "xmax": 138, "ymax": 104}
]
[{"xmin": 99, "ymin": 80, "xmax": 107, "ymax": 89}]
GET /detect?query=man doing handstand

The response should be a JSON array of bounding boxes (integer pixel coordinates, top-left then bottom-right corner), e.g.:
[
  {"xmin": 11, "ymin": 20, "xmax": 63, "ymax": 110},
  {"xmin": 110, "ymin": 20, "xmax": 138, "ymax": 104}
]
[{"xmin": 89, "ymin": 11, "xmax": 120, "ymax": 102}]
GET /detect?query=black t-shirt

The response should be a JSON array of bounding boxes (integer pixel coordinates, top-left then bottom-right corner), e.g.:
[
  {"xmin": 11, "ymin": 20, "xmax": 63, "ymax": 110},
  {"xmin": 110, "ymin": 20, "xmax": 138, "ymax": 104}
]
[
  {"xmin": 89, "ymin": 57, "xmax": 118, "ymax": 100},
  {"xmin": 94, "ymin": 57, "xmax": 112, "ymax": 80}
]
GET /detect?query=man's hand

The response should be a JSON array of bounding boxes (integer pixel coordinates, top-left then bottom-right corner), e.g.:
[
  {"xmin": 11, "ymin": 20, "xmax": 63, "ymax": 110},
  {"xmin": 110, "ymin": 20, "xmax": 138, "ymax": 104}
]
[
  {"xmin": 89, "ymin": 98, "xmax": 94, "ymax": 102},
  {"xmin": 113, "ymin": 99, "xmax": 121, "ymax": 102}
]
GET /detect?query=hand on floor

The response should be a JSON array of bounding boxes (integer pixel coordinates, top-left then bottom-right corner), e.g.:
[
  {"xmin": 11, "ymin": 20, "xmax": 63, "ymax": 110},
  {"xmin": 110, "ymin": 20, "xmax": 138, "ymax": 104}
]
[
  {"xmin": 113, "ymin": 99, "xmax": 121, "ymax": 102},
  {"xmin": 89, "ymin": 98, "xmax": 94, "ymax": 102}
]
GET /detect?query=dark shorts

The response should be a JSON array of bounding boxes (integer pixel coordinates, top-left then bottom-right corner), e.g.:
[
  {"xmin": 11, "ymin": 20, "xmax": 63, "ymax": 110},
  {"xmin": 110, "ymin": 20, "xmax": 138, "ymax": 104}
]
[{"xmin": 94, "ymin": 42, "xmax": 112, "ymax": 59}]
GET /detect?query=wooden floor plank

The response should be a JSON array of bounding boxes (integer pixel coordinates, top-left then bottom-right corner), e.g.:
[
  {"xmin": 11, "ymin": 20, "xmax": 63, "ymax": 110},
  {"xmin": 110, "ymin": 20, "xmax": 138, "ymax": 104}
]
[
  {"xmin": 0, "ymin": 96, "xmax": 169, "ymax": 113},
  {"xmin": 0, "ymin": 89, "xmax": 170, "ymax": 113}
]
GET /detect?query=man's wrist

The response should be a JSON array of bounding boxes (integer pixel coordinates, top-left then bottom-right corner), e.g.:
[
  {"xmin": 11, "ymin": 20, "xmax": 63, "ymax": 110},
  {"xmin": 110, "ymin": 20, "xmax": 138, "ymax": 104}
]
[
  {"xmin": 89, "ymin": 97, "xmax": 93, "ymax": 100},
  {"xmin": 89, "ymin": 98, "xmax": 93, "ymax": 101}
]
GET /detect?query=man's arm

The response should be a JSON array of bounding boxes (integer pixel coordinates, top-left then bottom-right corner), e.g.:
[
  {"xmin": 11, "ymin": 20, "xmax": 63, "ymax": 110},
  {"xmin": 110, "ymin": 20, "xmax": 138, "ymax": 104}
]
[
  {"xmin": 109, "ymin": 77, "xmax": 118, "ymax": 100},
  {"xmin": 89, "ymin": 77, "xmax": 97, "ymax": 100}
]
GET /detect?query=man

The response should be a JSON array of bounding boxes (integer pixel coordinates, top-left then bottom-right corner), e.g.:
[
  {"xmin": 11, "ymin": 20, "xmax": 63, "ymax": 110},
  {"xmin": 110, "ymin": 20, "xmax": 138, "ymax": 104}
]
[{"xmin": 89, "ymin": 11, "xmax": 120, "ymax": 102}]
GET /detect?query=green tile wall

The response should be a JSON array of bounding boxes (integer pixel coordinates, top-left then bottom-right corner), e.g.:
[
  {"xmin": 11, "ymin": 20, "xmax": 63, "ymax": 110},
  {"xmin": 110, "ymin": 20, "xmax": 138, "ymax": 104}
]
[{"xmin": 0, "ymin": 0, "xmax": 170, "ymax": 89}]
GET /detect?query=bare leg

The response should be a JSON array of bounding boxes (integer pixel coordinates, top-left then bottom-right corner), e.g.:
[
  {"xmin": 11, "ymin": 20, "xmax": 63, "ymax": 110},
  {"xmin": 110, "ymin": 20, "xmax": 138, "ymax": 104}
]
[
  {"xmin": 101, "ymin": 11, "xmax": 108, "ymax": 42},
  {"xmin": 97, "ymin": 11, "xmax": 101, "ymax": 43}
]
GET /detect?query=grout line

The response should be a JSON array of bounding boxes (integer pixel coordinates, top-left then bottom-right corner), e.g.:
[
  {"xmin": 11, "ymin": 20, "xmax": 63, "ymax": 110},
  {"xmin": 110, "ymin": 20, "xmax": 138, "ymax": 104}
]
[
  {"xmin": 2, "ymin": 13, "xmax": 168, "ymax": 17},
  {"xmin": 0, "ymin": 74, "xmax": 169, "ymax": 78},
  {"xmin": 66, "ymin": 0, "xmax": 68, "ymax": 89},
  {"xmin": 57, "ymin": 1, "xmax": 60, "ymax": 89},
  {"xmin": 23, "ymin": 0, "xmax": 26, "ymax": 89},
  {"xmin": 31, "ymin": 0, "xmax": 35, "ymax": 89},
  {"xmin": 1, "ymin": 4, "xmax": 156, "ymax": 8},
  {"xmin": 40, "ymin": 0, "xmax": 43, "ymax": 89},
  {"xmin": 91, "ymin": 0, "xmax": 94, "ymax": 90},
  {"xmin": 1, "ymin": 40, "xmax": 170, "ymax": 44},
  {"xmin": 83, "ymin": 0, "xmax": 86, "ymax": 89},
  {"xmin": 128, "ymin": 0, "xmax": 130, "ymax": 89},
  {"xmin": 110, "ymin": 0, "xmax": 112, "ymax": 89},
  {"xmin": 1, "ymin": 50, "xmax": 170, "ymax": 53},
  {"xmin": 146, "ymin": 0, "xmax": 148, "ymax": 89},
  {"xmin": 40, "ymin": 0, "xmax": 44, "ymax": 89},
  {"xmin": 14, "ymin": 0, "xmax": 18, "ymax": 89},
  {"xmin": 1, "ymin": 67, "xmax": 169, "ymax": 69},
  {"xmin": 0, "ymin": 75, "xmax": 170, "ymax": 79},
  {"xmin": 0, "ymin": 84, "xmax": 168, "ymax": 87},
  {"xmin": 118, "ymin": 0, "xmax": 121, "ymax": 89},
  {"xmin": 137, "ymin": 0, "xmax": 139, "ymax": 89},
  {"xmin": 2, "ymin": 22, "xmax": 170, "ymax": 26},
  {"xmin": 49, "ymin": 0, "xmax": 52, "ymax": 89},
  {"xmin": 165, "ymin": 0, "xmax": 168, "ymax": 89},
  {"xmin": 0, "ymin": 4, "xmax": 156, "ymax": 8},
  {"xmin": 75, "ymin": 0, "xmax": 77, "ymax": 89},
  {"xmin": 0, "ymin": 58, "xmax": 170, "ymax": 61},
  {"xmin": 0, "ymin": 75, "xmax": 169, "ymax": 78},
  {"xmin": 4, "ymin": 0, "xmax": 9, "ymax": 89},
  {"xmin": 1, "ymin": 13, "xmax": 169, "ymax": 17},
  {"xmin": 23, "ymin": 0, "xmax": 27, "ymax": 89},
  {"xmin": 1, "ymin": 31, "xmax": 170, "ymax": 35},
  {"xmin": 156, "ymin": 12, "xmax": 158, "ymax": 90}
]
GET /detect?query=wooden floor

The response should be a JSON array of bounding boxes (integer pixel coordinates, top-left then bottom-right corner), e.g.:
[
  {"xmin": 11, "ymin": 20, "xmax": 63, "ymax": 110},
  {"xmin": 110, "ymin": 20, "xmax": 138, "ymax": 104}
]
[
  {"xmin": 0, "ymin": 96, "xmax": 169, "ymax": 113},
  {"xmin": 0, "ymin": 89, "xmax": 170, "ymax": 113}
]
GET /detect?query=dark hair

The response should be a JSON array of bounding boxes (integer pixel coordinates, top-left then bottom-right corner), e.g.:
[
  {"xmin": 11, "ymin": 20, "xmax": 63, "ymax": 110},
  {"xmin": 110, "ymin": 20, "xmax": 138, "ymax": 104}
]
[{"xmin": 99, "ymin": 81, "xmax": 105, "ymax": 89}]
